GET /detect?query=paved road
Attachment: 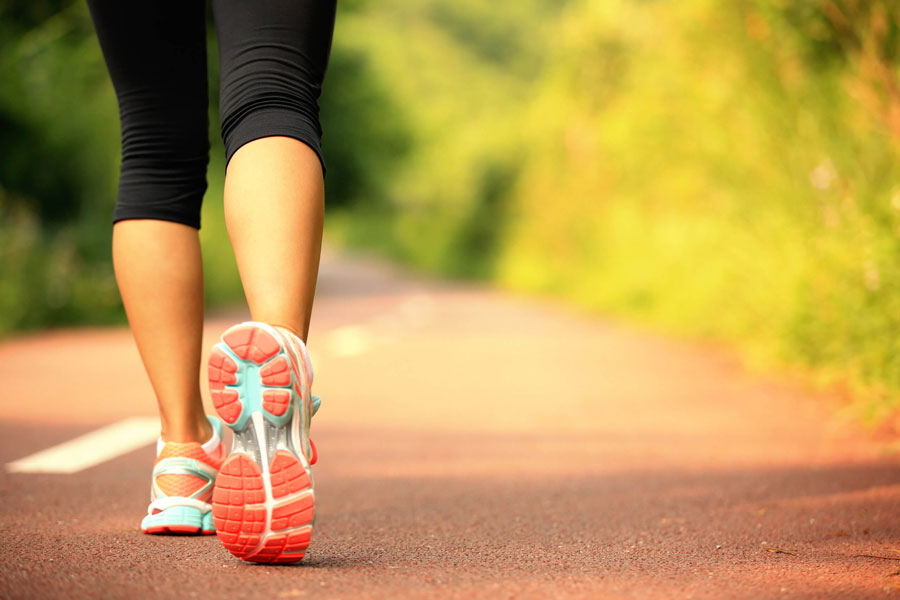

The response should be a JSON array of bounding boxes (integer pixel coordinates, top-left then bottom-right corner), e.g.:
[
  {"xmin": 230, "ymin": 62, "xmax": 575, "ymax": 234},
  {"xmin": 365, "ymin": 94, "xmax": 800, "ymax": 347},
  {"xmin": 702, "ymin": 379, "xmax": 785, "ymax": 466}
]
[{"xmin": 1, "ymin": 251, "xmax": 899, "ymax": 599}]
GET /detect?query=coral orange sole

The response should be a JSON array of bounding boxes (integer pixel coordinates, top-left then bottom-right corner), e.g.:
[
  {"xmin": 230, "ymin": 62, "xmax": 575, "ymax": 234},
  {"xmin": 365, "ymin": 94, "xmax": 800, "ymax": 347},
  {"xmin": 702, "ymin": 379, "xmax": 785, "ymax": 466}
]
[{"xmin": 209, "ymin": 322, "xmax": 315, "ymax": 564}]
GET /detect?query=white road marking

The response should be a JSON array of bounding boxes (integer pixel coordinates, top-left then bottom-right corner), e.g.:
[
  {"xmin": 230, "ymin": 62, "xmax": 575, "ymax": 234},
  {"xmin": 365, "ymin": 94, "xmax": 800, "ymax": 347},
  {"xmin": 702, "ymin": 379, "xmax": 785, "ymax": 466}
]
[{"xmin": 6, "ymin": 417, "xmax": 159, "ymax": 474}]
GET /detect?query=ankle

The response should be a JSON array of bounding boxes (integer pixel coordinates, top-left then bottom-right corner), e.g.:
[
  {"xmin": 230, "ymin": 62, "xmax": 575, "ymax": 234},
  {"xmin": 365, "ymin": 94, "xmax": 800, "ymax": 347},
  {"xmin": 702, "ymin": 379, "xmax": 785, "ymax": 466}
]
[
  {"xmin": 263, "ymin": 321, "xmax": 307, "ymax": 344},
  {"xmin": 160, "ymin": 416, "xmax": 213, "ymax": 444}
]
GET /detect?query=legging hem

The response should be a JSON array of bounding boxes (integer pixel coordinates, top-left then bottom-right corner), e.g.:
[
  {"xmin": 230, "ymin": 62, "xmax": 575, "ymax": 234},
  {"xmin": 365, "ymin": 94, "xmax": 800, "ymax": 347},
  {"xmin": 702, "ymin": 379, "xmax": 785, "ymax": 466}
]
[
  {"xmin": 111, "ymin": 212, "xmax": 202, "ymax": 230},
  {"xmin": 224, "ymin": 110, "xmax": 326, "ymax": 177}
]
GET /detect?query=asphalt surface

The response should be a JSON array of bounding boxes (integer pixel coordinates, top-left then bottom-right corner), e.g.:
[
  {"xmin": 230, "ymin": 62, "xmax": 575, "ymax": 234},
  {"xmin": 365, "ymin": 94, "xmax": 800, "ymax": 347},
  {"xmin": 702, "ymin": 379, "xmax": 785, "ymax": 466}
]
[{"xmin": 1, "ymin": 251, "xmax": 899, "ymax": 599}]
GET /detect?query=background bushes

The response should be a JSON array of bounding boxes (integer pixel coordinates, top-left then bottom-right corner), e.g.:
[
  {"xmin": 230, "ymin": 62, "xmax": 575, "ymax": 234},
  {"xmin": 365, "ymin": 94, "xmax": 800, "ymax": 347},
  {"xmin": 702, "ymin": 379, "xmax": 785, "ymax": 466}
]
[{"xmin": 2, "ymin": 0, "xmax": 899, "ymax": 421}]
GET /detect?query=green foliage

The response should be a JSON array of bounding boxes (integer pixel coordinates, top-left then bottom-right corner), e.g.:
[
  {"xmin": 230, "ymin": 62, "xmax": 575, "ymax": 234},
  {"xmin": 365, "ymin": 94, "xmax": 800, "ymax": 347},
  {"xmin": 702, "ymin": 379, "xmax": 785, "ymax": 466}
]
[
  {"xmin": 329, "ymin": 0, "xmax": 900, "ymax": 422},
  {"xmin": 319, "ymin": 46, "xmax": 412, "ymax": 209},
  {"xmin": 0, "ymin": 1, "xmax": 122, "ymax": 333},
  {"xmin": 0, "ymin": 0, "xmax": 411, "ymax": 334},
  {"xmin": 5, "ymin": 0, "xmax": 900, "ymax": 423},
  {"xmin": 493, "ymin": 0, "xmax": 900, "ymax": 421},
  {"xmin": 326, "ymin": 0, "xmax": 560, "ymax": 276}
]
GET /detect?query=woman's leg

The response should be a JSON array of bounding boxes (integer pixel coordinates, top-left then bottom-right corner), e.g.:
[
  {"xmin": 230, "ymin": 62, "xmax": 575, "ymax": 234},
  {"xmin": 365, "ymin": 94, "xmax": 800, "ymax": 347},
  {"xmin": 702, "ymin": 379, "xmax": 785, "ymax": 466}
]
[
  {"xmin": 223, "ymin": 137, "xmax": 323, "ymax": 342},
  {"xmin": 112, "ymin": 220, "xmax": 210, "ymax": 443},
  {"xmin": 206, "ymin": 0, "xmax": 336, "ymax": 563},
  {"xmin": 213, "ymin": 0, "xmax": 336, "ymax": 341},
  {"xmin": 87, "ymin": 0, "xmax": 212, "ymax": 443}
]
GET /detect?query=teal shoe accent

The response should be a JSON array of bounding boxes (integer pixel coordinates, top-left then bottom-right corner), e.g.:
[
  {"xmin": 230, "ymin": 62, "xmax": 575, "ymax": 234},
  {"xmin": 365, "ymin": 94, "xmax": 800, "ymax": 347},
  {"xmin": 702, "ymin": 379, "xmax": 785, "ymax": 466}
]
[
  {"xmin": 208, "ymin": 415, "xmax": 224, "ymax": 440},
  {"xmin": 216, "ymin": 343, "xmax": 296, "ymax": 430},
  {"xmin": 201, "ymin": 511, "xmax": 215, "ymax": 533},
  {"xmin": 142, "ymin": 505, "xmax": 211, "ymax": 534}
]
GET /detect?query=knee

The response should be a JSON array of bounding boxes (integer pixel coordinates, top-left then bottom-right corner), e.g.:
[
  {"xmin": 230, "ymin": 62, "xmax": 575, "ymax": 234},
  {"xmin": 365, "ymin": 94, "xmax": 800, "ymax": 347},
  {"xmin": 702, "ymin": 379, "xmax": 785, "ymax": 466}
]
[
  {"xmin": 219, "ymin": 83, "xmax": 326, "ymax": 175},
  {"xmin": 114, "ymin": 107, "xmax": 210, "ymax": 229},
  {"xmin": 213, "ymin": 0, "xmax": 333, "ymax": 174},
  {"xmin": 217, "ymin": 32, "xmax": 327, "ymax": 175}
]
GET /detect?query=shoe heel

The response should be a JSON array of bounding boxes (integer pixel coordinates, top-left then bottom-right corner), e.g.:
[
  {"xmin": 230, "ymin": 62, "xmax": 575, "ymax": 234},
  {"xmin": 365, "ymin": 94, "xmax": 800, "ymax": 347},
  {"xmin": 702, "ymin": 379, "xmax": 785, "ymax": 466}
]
[
  {"xmin": 209, "ymin": 322, "xmax": 315, "ymax": 563},
  {"xmin": 209, "ymin": 323, "xmax": 295, "ymax": 428}
]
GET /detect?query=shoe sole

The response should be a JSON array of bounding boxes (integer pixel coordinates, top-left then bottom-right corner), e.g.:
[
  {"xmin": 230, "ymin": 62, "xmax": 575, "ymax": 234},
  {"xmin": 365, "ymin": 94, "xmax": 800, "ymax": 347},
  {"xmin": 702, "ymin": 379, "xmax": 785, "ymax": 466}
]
[{"xmin": 208, "ymin": 322, "xmax": 315, "ymax": 564}]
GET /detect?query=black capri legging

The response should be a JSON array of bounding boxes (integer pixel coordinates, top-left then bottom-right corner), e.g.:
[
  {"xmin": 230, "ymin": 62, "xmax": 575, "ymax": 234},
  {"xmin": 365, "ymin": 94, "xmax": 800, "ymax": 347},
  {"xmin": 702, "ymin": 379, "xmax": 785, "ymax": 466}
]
[{"xmin": 86, "ymin": 0, "xmax": 336, "ymax": 229}]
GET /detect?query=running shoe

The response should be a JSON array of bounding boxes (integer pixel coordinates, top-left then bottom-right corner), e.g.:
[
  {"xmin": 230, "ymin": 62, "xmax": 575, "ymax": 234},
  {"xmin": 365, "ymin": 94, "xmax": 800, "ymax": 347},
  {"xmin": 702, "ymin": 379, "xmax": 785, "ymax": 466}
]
[
  {"xmin": 141, "ymin": 415, "xmax": 226, "ymax": 534},
  {"xmin": 208, "ymin": 321, "xmax": 320, "ymax": 564}
]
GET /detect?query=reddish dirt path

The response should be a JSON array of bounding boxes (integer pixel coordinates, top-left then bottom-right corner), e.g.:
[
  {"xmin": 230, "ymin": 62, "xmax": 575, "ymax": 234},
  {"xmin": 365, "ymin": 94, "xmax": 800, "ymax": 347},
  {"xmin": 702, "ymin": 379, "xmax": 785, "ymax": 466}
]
[{"xmin": 1, "ymin": 251, "xmax": 898, "ymax": 599}]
